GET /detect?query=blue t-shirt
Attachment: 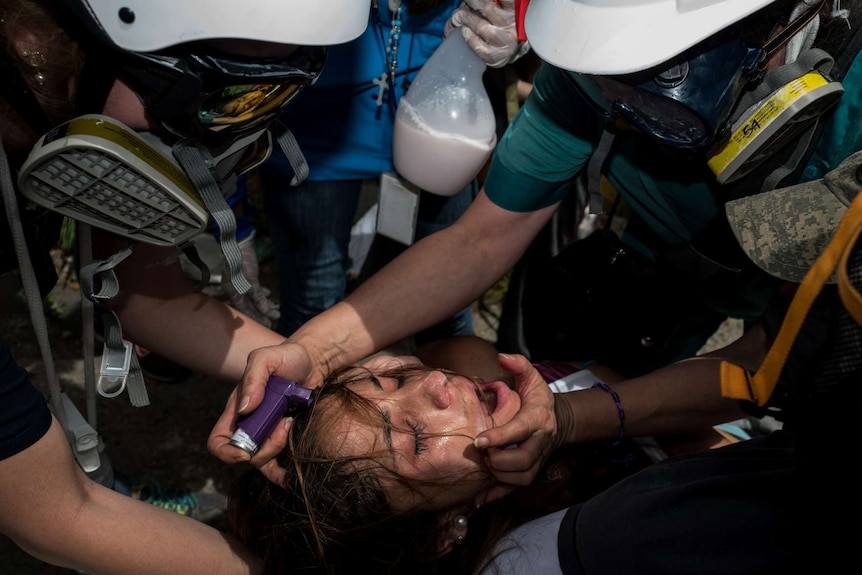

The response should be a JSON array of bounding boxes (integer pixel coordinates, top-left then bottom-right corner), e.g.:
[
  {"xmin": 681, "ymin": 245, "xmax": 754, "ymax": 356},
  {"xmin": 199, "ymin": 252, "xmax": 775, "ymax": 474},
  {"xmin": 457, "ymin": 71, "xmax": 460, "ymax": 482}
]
[
  {"xmin": 0, "ymin": 336, "xmax": 51, "ymax": 460},
  {"xmin": 269, "ymin": 1, "xmax": 460, "ymax": 180}
]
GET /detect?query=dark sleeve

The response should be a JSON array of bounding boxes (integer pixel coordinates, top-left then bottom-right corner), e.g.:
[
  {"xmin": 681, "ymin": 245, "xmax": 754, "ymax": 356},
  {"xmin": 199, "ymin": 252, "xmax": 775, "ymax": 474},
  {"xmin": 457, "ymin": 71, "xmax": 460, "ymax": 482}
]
[
  {"xmin": 557, "ymin": 433, "xmax": 803, "ymax": 575},
  {"xmin": 0, "ymin": 336, "xmax": 51, "ymax": 460}
]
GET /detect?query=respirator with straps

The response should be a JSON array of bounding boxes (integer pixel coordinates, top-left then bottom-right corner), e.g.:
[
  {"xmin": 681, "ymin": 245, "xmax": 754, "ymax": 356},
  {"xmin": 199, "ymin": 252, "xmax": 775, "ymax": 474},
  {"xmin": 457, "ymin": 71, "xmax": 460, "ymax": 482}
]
[
  {"xmin": 575, "ymin": 1, "xmax": 841, "ymax": 178},
  {"xmin": 2, "ymin": 37, "xmax": 322, "ymax": 423}
]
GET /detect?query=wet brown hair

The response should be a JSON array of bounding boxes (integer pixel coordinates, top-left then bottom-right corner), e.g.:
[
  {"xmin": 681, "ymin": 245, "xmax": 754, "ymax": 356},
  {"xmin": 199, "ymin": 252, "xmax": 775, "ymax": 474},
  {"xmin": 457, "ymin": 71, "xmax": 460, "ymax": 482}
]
[
  {"xmin": 227, "ymin": 364, "xmax": 497, "ymax": 575},
  {"xmin": 225, "ymin": 361, "xmax": 647, "ymax": 574}
]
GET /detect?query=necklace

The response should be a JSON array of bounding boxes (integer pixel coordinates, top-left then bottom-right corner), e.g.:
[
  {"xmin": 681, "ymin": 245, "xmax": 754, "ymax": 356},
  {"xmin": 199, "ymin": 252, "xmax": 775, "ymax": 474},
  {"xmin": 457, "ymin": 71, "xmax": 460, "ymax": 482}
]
[{"xmin": 371, "ymin": 0, "xmax": 403, "ymax": 108}]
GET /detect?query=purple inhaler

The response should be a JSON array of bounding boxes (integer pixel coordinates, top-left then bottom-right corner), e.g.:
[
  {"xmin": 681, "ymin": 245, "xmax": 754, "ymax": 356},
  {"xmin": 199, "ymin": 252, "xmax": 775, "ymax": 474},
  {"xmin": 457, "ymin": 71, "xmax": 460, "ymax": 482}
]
[{"xmin": 229, "ymin": 376, "xmax": 314, "ymax": 455}]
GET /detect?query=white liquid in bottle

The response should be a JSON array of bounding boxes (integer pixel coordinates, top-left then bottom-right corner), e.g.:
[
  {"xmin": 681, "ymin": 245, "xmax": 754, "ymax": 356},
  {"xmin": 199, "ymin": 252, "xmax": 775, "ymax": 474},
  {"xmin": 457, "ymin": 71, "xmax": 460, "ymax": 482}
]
[
  {"xmin": 393, "ymin": 102, "xmax": 496, "ymax": 196},
  {"xmin": 392, "ymin": 32, "xmax": 497, "ymax": 196}
]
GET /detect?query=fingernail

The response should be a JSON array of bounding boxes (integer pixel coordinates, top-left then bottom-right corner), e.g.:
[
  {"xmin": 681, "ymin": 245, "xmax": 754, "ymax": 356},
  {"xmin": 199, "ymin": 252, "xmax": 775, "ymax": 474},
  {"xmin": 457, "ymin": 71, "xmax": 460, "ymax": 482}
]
[
  {"xmin": 284, "ymin": 417, "xmax": 294, "ymax": 431},
  {"xmin": 474, "ymin": 436, "xmax": 489, "ymax": 448},
  {"xmin": 237, "ymin": 451, "xmax": 251, "ymax": 462},
  {"xmin": 238, "ymin": 396, "xmax": 250, "ymax": 413},
  {"xmin": 498, "ymin": 353, "xmax": 514, "ymax": 360}
]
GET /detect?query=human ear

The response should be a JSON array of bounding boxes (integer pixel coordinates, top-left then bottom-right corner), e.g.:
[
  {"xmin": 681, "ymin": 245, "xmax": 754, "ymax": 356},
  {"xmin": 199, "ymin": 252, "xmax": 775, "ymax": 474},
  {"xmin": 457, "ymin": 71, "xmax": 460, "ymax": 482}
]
[{"xmin": 434, "ymin": 508, "xmax": 471, "ymax": 556}]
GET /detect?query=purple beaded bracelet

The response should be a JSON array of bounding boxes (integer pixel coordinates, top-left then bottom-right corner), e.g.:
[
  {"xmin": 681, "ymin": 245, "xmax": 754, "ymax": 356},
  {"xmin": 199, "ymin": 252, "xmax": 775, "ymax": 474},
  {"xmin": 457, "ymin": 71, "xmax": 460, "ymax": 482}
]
[{"xmin": 592, "ymin": 382, "xmax": 625, "ymax": 446}]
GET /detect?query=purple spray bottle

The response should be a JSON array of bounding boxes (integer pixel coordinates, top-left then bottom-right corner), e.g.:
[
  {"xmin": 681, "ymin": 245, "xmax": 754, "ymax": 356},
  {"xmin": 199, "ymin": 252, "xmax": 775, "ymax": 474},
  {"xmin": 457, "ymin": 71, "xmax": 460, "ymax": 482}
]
[{"xmin": 229, "ymin": 376, "xmax": 314, "ymax": 455}]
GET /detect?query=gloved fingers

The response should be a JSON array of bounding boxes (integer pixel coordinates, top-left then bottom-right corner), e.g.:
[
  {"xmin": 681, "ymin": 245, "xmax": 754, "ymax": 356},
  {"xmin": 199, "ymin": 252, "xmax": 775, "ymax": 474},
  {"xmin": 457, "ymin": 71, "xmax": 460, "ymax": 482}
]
[
  {"xmin": 248, "ymin": 287, "xmax": 281, "ymax": 320},
  {"xmin": 460, "ymin": 26, "xmax": 518, "ymax": 68},
  {"xmin": 448, "ymin": 2, "xmax": 521, "ymax": 68},
  {"xmin": 462, "ymin": 0, "xmax": 514, "ymax": 28},
  {"xmin": 228, "ymin": 293, "xmax": 275, "ymax": 329},
  {"xmin": 455, "ymin": 8, "xmax": 515, "ymax": 44}
]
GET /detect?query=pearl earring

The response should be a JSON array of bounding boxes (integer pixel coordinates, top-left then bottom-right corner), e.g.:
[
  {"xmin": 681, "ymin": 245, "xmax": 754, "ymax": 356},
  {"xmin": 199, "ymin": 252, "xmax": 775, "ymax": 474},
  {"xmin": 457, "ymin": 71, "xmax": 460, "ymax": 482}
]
[
  {"xmin": 20, "ymin": 48, "xmax": 46, "ymax": 86},
  {"xmin": 452, "ymin": 514, "xmax": 469, "ymax": 544}
]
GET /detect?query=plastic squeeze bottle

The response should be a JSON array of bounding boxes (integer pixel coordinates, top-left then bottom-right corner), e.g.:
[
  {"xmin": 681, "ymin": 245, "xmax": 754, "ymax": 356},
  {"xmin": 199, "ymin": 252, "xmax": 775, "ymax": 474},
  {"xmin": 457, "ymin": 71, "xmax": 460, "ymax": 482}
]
[{"xmin": 393, "ymin": 31, "xmax": 497, "ymax": 196}]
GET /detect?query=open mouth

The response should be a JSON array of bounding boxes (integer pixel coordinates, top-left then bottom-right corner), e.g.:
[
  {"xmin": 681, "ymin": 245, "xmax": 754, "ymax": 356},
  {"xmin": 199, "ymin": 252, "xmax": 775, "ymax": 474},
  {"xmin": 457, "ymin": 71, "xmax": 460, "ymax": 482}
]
[
  {"xmin": 477, "ymin": 387, "xmax": 498, "ymax": 414},
  {"xmin": 475, "ymin": 380, "xmax": 512, "ymax": 418}
]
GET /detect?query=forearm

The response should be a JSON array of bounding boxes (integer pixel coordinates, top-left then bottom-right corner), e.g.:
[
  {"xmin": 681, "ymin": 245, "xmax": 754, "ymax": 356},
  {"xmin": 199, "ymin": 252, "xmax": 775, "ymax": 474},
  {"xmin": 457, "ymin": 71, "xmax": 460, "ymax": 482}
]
[
  {"xmin": 99, "ymin": 239, "xmax": 284, "ymax": 381},
  {"xmin": 415, "ymin": 335, "xmax": 513, "ymax": 383},
  {"xmin": 555, "ymin": 323, "xmax": 769, "ymax": 445},
  {"xmin": 1, "ymin": 419, "xmax": 259, "ymax": 575},
  {"xmin": 114, "ymin": 286, "xmax": 283, "ymax": 381},
  {"xmin": 288, "ymin": 193, "xmax": 557, "ymax": 379},
  {"xmin": 556, "ymin": 359, "xmax": 745, "ymax": 445}
]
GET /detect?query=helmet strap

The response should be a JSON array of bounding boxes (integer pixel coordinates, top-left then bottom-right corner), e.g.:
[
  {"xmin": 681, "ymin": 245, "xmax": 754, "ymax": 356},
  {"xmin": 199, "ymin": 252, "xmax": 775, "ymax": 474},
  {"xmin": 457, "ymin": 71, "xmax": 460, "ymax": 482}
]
[{"xmin": 758, "ymin": 0, "xmax": 827, "ymax": 71}]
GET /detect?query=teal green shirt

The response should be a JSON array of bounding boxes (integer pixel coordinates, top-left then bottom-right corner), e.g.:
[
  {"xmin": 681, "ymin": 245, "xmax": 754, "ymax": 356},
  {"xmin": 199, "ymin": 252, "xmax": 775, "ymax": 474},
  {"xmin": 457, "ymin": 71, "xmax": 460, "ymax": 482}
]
[
  {"xmin": 485, "ymin": 63, "xmax": 722, "ymax": 248},
  {"xmin": 804, "ymin": 49, "xmax": 862, "ymax": 182},
  {"xmin": 483, "ymin": 37, "xmax": 862, "ymax": 357}
]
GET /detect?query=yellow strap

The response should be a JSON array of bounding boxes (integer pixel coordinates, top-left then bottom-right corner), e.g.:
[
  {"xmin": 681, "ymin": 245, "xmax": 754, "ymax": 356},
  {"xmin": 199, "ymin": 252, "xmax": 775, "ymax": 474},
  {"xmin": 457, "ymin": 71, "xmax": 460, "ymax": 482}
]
[
  {"xmin": 838, "ymin": 223, "xmax": 862, "ymax": 326},
  {"xmin": 721, "ymin": 191, "xmax": 862, "ymax": 405}
]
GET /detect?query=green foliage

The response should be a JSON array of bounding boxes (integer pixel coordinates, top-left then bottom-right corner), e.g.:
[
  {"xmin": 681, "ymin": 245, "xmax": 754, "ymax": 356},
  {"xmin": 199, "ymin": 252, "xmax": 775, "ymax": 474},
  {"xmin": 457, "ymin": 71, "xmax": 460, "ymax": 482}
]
[{"xmin": 59, "ymin": 218, "xmax": 76, "ymax": 253}]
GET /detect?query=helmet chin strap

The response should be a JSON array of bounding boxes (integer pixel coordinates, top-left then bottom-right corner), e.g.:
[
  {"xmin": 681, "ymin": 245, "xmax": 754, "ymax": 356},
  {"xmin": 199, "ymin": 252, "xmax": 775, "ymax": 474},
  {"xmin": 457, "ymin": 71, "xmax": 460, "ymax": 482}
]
[{"xmin": 757, "ymin": 0, "xmax": 827, "ymax": 72}]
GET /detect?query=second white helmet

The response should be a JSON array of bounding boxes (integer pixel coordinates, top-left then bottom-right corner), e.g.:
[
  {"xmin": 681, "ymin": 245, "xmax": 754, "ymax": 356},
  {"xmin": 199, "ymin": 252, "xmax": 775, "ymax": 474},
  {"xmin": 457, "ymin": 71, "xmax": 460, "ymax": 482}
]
[{"xmin": 525, "ymin": 0, "xmax": 783, "ymax": 74}]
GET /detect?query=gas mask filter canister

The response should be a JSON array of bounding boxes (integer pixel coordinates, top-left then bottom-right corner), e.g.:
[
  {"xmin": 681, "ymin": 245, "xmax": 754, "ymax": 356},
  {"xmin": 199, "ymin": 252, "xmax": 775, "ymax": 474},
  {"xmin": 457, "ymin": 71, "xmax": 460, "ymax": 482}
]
[
  {"xmin": 707, "ymin": 66, "xmax": 844, "ymax": 184},
  {"xmin": 16, "ymin": 114, "xmax": 209, "ymax": 247}
]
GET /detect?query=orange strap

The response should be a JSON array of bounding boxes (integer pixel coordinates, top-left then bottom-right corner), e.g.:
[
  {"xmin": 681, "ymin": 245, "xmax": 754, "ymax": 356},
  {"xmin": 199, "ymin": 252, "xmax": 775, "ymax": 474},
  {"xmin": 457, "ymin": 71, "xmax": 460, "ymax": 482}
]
[
  {"xmin": 721, "ymin": 191, "xmax": 862, "ymax": 405},
  {"xmin": 839, "ymin": 222, "xmax": 862, "ymax": 325}
]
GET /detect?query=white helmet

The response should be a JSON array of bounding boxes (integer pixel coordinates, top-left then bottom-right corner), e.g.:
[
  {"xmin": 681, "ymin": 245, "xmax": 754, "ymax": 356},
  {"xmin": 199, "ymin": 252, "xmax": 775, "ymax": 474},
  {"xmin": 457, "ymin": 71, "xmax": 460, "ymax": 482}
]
[
  {"xmin": 525, "ymin": 0, "xmax": 781, "ymax": 75},
  {"xmin": 60, "ymin": 0, "xmax": 371, "ymax": 52}
]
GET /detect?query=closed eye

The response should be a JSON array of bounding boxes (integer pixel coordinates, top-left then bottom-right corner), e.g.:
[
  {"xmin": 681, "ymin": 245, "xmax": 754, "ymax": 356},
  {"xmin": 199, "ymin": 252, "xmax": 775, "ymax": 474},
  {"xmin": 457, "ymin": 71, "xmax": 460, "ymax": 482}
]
[{"xmin": 406, "ymin": 418, "xmax": 428, "ymax": 455}]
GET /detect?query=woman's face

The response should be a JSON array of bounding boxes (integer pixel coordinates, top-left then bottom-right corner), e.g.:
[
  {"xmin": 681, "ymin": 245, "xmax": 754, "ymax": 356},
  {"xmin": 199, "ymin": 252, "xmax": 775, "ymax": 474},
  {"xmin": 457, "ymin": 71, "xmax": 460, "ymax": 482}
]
[{"xmin": 321, "ymin": 357, "xmax": 522, "ymax": 511}]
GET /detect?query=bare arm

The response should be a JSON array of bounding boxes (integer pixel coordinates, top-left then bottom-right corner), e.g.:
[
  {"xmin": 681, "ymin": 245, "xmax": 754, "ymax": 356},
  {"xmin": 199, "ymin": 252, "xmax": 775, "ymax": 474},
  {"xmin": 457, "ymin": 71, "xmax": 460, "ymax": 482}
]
[
  {"xmin": 94, "ymin": 233, "xmax": 285, "ymax": 382},
  {"xmin": 479, "ymin": 322, "xmax": 770, "ymax": 489},
  {"xmin": 414, "ymin": 334, "xmax": 513, "ymax": 383},
  {"xmin": 209, "ymin": 191, "xmax": 558, "ymax": 469},
  {"xmin": 279, "ymin": 191, "xmax": 558, "ymax": 384},
  {"xmin": 0, "ymin": 418, "xmax": 259, "ymax": 575},
  {"xmin": 556, "ymin": 322, "xmax": 768, "ymax": 445}
]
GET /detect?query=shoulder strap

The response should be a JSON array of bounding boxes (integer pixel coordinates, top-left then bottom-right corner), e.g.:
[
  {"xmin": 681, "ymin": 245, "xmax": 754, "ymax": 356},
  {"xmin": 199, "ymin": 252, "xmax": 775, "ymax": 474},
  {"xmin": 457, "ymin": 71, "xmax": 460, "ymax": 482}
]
[{"xmin": 720, "ymin": 190, "xmax": 862, "ymax": 405}]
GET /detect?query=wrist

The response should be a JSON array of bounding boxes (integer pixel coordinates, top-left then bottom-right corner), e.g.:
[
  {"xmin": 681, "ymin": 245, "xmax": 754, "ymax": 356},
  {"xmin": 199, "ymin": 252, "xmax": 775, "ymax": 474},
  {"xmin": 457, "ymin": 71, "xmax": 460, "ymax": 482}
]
[
  {"xmin": 591, "ymin": 382, "xmax": 625, "ymax": 446},
  {"xmin": 553, "ymin": 393, "xmax": 576, "ymax": 450},
  {"xmin": 283, "ymin": 333, "xmax": 335, "ymax": 388}
]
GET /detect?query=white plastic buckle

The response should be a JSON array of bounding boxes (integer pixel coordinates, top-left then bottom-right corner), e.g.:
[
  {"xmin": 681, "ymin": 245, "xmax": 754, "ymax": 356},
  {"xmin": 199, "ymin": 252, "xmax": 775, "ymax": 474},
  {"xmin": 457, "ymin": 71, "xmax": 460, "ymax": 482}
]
[
  {"xmin": 61, "ymin": 393, "xmax": 101, "ymax": 473},
  {"xmin": 98, "ymin": 339, "xmax": 132, "ymax": 398}
]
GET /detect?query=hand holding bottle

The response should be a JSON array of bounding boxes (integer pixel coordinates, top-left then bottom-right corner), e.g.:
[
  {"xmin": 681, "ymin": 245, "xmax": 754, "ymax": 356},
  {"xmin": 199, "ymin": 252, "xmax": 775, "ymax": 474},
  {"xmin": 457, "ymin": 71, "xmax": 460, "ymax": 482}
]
[
  {"xmin": 392, "ymin": 31, "xmax": 497, "ymax": 196},
  {"xmin": 445, "ymin": 0, "xmax": 530, "ymax": 68}
]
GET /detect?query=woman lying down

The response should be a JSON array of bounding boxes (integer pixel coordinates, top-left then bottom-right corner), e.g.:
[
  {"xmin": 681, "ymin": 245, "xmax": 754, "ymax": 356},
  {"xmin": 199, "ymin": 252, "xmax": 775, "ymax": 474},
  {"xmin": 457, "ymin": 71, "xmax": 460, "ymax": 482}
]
[{"xmin": 227, "ymin": 334, "xmax": 781, "ymax": 575}]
